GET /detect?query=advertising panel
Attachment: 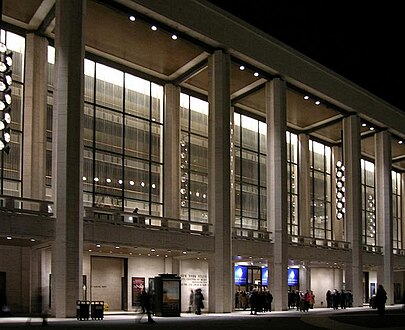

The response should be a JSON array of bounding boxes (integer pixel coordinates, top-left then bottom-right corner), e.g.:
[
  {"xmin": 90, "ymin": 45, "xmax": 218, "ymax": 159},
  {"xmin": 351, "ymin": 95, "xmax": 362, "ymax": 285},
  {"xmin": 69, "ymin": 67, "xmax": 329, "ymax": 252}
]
[
  {"xmin": 234, "ymin": 265, "xmax": 247, "ymax": 285},
  {"xmin": 287, "ymin": 268, "xmax": 299, "ymax": 286},
  {"xmin": 261, "ymin": 267, "xmax": 268, "ymax": 286}
]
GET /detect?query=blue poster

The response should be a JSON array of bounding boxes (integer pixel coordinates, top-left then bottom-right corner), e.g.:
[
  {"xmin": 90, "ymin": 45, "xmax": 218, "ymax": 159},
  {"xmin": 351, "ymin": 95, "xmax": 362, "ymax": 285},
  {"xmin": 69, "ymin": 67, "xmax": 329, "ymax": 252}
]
[
  {"xmin": 287, "ymin": 268, "xmax": 299, "ymax": 286},
  {"xmin": 234, "ymin": 265, "xmax": 247, "ymax": 285},
  {"xmin": 261, "ymin": 267, "xmax": 268, "ymax": 286}
]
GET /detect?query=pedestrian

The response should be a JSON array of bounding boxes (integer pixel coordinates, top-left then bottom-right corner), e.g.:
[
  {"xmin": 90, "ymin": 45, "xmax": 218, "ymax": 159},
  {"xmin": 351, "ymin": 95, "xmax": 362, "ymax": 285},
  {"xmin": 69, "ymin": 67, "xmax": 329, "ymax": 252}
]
[
  {"xmin": 326, "ymin": 290, "xmax": 332, "ymax": 308},
  {"xmin": 249, "ymin": 289, "xmax": 259, "ymax": 315},
  {"xmin": 141, "ymin": 288, "xmax": 155, "ymax": 323},
  {"xmin": 188, "ymin": 289, "xmax": 195, "ymax": 313},
  {"xmin": 194, "ymin": 288, "xmax": 204, "ymax": 315},
  {"xmin": 375, "ymin": 284, "xmax": 387, "ymax": 316},
  {"xmin": 140, "ymin": 287, "xmax": 146, "ymax": 313}
]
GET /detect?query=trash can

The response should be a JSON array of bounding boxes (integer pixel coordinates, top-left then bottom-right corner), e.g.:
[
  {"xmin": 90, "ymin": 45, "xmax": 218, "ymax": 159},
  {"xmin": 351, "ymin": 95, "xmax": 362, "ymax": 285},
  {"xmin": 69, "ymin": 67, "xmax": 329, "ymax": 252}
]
[
  {"xmin": 76, "ymin": 300, "xmax": 90, "ymax": 320},
  {"xmin": 91, "ymin": 301, "xmax": 104, "ymax": 320}
]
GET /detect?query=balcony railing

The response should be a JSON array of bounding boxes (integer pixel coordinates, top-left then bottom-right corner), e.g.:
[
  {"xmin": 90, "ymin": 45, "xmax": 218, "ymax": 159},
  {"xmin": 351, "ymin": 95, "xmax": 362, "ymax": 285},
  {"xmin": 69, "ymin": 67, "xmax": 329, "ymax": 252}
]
[
  {"xmin": 232, "ymin": 228, "xmax": 272, "ymax": 242},
  {"xmin": 289, "ymin": 235, "xmax": 351, "ymax": 250},
  {"xmin": 0, "ymin": 195, "xmax": 53, "ymax": 216},
  {"xmin": 84, "ymin": 207, "xmax": 212, "ymax": 236}
]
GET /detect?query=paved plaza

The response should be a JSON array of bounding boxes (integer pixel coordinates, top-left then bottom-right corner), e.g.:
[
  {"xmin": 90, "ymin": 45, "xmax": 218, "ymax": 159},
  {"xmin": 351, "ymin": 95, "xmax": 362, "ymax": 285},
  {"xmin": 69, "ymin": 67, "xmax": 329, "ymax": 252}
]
[{"xmin": 1, "ymin": 305, "xmax": 405, "ymax": 329}]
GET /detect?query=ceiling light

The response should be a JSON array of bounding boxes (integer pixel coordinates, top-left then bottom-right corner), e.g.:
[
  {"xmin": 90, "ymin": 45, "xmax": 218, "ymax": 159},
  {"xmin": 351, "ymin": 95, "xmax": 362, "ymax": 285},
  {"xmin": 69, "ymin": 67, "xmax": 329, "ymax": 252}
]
[
  {"xmin": 370, "ymin": 127, "xmax": 375, "ymax": 131},
  {"xmin": 362, "ymin": 123, "xmax": 367, "ymax": 127},
  {"xmin": 253, "ymin": 72, "xmax": 259, "ymax": 77},
  {"xmin": 398, "ymin": 141, "xmax": 403, "ymax": 144},
  {"xmin": 6, "ymin": 236, "xmax": 12, "ymax": 240},
  {"xmin": 129, "ymin": 15, "xmax": 136, "ymax": 21},
  {"xmin": 171, "ymin": 34, "xmax": 178, "ymax": 40},
  {"xmin": 315, "ymin": 100, "xmax": 321, "ymax": 105},
  {"xmin": 96, "ymin": 244, "xmax": 101, "ymax": 248},
  {"xmin": 303, "ymin": 95, "xmax": 309, "ymax": 100},
  {"xmin": 151, "ymin": 25, "xmax": 158, "ymax": 31},
  {"xmin": 239, "ymin": 65, "xmax": 245, "ymax": 70}
]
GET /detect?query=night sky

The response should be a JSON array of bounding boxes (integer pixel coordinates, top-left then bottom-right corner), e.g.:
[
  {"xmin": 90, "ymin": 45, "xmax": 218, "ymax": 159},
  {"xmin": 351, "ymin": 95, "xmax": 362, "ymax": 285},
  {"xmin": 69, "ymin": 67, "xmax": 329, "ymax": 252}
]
[{"xmin": 207, "ymin": 1, "xmax": 404, "ymax": 111}]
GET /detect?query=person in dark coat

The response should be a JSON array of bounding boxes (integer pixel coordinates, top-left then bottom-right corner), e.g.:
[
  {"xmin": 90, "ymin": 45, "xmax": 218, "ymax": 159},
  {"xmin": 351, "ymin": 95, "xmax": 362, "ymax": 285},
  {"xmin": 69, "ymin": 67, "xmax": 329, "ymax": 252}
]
[
  {"xmin": 141, "ymin": 288, "xmax": 155, "ymax": 323},
  {"xmin": 326, "ymin": 290, "xmax": 332, "ymax": 308},
  {"xmin": 375, "ymin": 284, "xmax": 387, "ymax": 316},
  {"xmin": 194, "ymin": 288, "xmax": 204, "ymax": 315},
  {"xmin": 249, "ymin": 289, "xmax": 259, "ymax": 315}
]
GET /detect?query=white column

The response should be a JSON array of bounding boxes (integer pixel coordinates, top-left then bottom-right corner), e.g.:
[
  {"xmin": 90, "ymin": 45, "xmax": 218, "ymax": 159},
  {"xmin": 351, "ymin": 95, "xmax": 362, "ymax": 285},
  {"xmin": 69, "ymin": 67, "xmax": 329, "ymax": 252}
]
[
  {"xmin": 266, "ymin": 78, "xmax": 288, "ymax": 310},
  {"xmin": 298, "ymin": 134, "xmax": 310, "ymax": 237},
  {"xmin": 23, "ymin": 33, "xmax": 48, "ymax": 200},
  {"xmin": 52, "ymin": 0, "xmax": 85, "ymax": 318},
  {"xmin": 375, "ymin": 130, "xmax": 393, "ymax": 304},
  {"xmin": 208, "ymin": 50, "xmax": 232, "ymax": 313},
  {"xmin": 343, "ymin": 115, "xmax": 363, "ymax": 306},
  {"xmin": 164, "ymin": 84, "xmax": 180, "ymax": 220}
]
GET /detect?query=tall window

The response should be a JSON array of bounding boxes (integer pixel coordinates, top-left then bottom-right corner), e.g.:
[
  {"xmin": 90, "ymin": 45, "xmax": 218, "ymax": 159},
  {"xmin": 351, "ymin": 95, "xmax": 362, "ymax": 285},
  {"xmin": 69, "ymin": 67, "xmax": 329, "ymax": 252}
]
[
  {"xmin": 0, "ymin": 30, "xmax": 24, "ymax": 196},
  {"xmin": 310, "ymin": 140, "xmax": 332, "ymax": 239},
  {"xmin": 392, "ymin": 171, "xmax": 403, "ymax": 250},
  {"xmin": 180, "ymin": 93, "xmax": 208, "ymax": 223},
  {"xmin": 361, "ymin": 159, "xmax": 376, "ymax": 246},
  {"xmin": 287, "ymin": 132, "xmax": 298, "ymax": 235},
  {"xmin": 234, "ymin": 113, "xmax": 267, "ymax": 231},
  {"xmin": 47, "ymin": 48, "xmax": 164, "ymax": 215}
]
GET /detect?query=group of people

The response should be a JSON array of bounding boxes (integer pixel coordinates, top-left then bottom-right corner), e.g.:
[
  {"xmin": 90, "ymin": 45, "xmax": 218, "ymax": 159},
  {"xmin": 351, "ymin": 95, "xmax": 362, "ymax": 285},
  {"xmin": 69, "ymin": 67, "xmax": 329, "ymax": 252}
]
[
  {"xmin": 288, "ymin": 290, "xmax": 315, "ymax": 312},
  {"xmin": 326, "ymin": 289, "xmax": 353, "ymax": 309},
  {"xmin": 234, "ymin": 289, "xmax": 273, "ymax": 314}
]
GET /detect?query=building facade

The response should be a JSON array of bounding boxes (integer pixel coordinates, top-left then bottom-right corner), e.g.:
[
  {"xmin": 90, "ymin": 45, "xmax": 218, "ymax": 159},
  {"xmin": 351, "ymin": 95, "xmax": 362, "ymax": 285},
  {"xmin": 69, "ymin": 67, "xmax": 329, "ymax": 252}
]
[{"xmin": 1, "ymin": 0, "xmax": 405, "ymax": 318}]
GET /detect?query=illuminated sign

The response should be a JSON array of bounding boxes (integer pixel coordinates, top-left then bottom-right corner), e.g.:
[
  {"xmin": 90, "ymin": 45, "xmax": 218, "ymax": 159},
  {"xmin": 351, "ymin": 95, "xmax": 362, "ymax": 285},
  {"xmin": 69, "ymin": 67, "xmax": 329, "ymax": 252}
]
[
  {"xmin": 261, "ymin": 267, "xmax": 268, "ymax": 286},
  {"xmin": 288, "ymin": 268, "xmax": 299, "ymax": 286},
  {"xmin": 234, "ymin": 265, "xmax": 247, "ymax": 285}
]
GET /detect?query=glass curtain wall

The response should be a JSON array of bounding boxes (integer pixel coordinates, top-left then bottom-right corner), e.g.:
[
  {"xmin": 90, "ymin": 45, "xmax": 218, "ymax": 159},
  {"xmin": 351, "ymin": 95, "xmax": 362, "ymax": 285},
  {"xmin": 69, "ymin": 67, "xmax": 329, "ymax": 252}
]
[
  {"xmin": 234, "ymin": 113, "xmax": 267, "ymax": 231},
  {"xmin": 309, "ymin": 140, "xmax": 332, "ymax": 239},
  {"xmin": 361, "ymin": 159, "xmax": 376, "ymax": 246},
  {"xmin": 392, "ymin": 171, "xmax": 403, "ymax": 250},
  {"xmin": 0, "ymin": 30, "xmax": 24, "ymax": 196},
  {"xmin": 287, "ymin": 132, "xmax": 299, "ymax": 235},
  {"xmin": 179, "ymin": 93, "xmax": 208, "ymax": 223},
  {"xmin": 47, "ymin": 47, "xmax": 164, "ymax": 215}
]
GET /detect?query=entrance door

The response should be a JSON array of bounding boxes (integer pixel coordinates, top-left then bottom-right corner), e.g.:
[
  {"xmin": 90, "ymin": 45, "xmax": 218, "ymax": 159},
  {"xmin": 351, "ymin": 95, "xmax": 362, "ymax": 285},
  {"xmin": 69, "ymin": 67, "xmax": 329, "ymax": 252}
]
[{"xmin": 91, "ymin": 257, "xmax": 125, "ymax": 310}]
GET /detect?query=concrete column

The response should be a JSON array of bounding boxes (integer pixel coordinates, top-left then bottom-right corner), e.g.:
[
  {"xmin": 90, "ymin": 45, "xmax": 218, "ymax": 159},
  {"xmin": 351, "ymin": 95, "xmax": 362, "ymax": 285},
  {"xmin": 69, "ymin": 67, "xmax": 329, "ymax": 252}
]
[
  {"xmin": 375, "ymin": 130, "xmax": 393, "ymax": 304},
  {"xmin": 164, "ymin": 84, "xmax": 180, "ymax": 220},
  {"xmin": 343, "ymin": 115, "xmax": 363, "ymax": 306},
  {"xmin": 51, "ymin": 0, "xmax": 85, "ymax": 318},
  {"xmin": 266, "ymin": 79, "xmax": 288, "ymax": 310},
  {"xmin": 23, "ymin": 33, "xmax": 48, "ymax": 200},
  {"xmin": 298, "ymin": 134, "xmax": 310, "ymax": 237},
  {"xmin": 208, "ymin": 50, "xmax": 232, "ymax": 313}
]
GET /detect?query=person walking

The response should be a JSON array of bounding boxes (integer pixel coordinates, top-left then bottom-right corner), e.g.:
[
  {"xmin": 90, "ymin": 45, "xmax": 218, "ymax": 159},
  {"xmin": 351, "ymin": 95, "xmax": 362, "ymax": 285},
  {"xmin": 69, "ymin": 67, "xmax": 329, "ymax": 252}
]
[
  {"xmin": 194, "ymin": 288, "xmax": 204, "ymax": 315},
  {"xmin": 188, "ymin": 289, "xmax": 195, "ymax": 313},
  {"xmin": 375, "ymin": 284, "xmax": 387, "ymax": 316},
  {"xmin": 141, "ymin": 288, "xmax": 155, "ymax": 323}
]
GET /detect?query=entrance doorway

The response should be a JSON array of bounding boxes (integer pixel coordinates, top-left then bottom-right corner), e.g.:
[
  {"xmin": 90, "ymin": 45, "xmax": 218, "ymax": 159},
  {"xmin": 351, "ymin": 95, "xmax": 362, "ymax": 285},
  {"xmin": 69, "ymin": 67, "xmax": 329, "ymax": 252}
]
[{"xmin": 91, "ymin": 257, "xmax": 127, "ymax": 311}]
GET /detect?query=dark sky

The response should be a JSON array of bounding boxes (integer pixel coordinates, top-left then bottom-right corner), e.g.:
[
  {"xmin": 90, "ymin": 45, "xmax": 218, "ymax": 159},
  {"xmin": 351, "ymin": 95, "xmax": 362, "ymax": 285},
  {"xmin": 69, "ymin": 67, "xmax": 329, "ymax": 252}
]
[{"xmin": 207, "ymin": 1, "xmax": 404, "ymax": 111}]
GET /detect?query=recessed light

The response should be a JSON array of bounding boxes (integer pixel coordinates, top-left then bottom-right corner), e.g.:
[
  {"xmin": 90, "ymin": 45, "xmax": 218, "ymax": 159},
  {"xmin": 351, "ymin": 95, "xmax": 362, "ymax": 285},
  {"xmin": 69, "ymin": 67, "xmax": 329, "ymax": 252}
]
[
  {"xmin": 171, "ymin": 34, "xmax": 178, "ymax": 40},
  {"xmin": 6, "ymin": 236, "xmax": 12, "ymax": 240},
  {"xmin": 303, "ymin": 95, "xmax": 309, "ymax": 100},
  {"xmin": 315, "ymin": 100, "xmax": 321, "ymax": 105},
  {"xmin": 399, "ymin": 141, "xmax": 403, "ymax": 144},
  {"xmin": 239, "ymin": 65, "xmax": 245, "ymax": 70},
  {"xmin": 151, "ymin": 25, "xmax": 158, "ymax": 31},
  {"xmin": 253, "ymin": 72, "xmax": 259, "ymax": 77},
  {"xmin": 129, "ymin": 15, "xmax": 136, "ymax": 22}
]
